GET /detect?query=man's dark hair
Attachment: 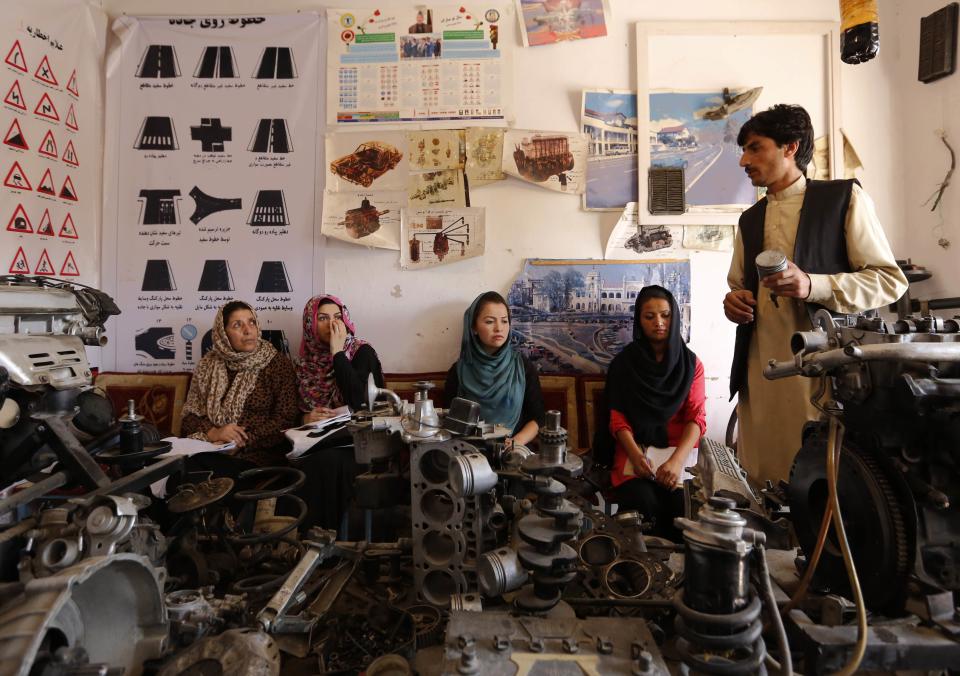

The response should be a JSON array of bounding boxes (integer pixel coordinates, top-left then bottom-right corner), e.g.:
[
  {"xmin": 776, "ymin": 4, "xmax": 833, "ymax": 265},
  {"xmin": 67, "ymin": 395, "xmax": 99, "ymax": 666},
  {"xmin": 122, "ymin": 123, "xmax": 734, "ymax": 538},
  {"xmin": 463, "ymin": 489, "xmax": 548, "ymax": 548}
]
[
  {"xmin": 472, "ymin": 291, "xmax": 511, "ymax": 326},
  {"xmin": 737, "ymin": 104, "xmax": 814, "ymax": 174}
]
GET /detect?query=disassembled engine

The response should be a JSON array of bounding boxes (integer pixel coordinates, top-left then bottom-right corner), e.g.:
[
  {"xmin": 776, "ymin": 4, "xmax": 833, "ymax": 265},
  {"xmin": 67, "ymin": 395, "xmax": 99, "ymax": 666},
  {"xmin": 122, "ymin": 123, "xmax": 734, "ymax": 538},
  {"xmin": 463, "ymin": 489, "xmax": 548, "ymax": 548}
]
[
  {"xmin": 4, "ymin": 276, "xmax": 960, "ymax": 674},
  {"xmin": 340, "ymin": 197, "xmax": 390, "ymax": 239},
  {"xmin": 626, "ymin": 225, "xmax": 673, "ymax": 254},
  {"xmin": 512, "ymin": 134, "xmax": 575, "ymax": 185},
  {"xmin": 329, "ymin": 142, "xmax": 404, "ymax": 188}
]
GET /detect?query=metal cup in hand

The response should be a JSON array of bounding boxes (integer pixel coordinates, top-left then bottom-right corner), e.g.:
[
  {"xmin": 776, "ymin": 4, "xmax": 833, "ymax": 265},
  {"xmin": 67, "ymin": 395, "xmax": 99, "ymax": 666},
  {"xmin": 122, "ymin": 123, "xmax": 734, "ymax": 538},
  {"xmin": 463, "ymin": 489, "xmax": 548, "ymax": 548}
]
[{"xmin": 756, "ymin": 249, "xmax": 788, "ymax": 308}]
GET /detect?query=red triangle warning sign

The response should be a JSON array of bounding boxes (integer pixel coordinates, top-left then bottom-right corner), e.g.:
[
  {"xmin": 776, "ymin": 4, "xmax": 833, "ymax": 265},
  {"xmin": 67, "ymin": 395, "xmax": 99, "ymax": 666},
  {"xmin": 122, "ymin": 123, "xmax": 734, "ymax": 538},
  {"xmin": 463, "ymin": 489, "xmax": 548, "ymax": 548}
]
[
  {"xmin": 5, "ymin": 40, "xmax": 27, "ymax": 73},
  {"xmin": 4, "ymin": 160, "xmax": 32, "ymax": 190},
  {"xmin": 6, "ymin": 203, "xmax": 32, "ymax": 232},
  {"xmin": 59, "ymin": 175, "xmax": 77, "ymax": 201},
  {"xmin": 59, "ymin": 212, "xmax": 77, "ymax": 238},
  {"xmin": 60, "ymin": 251, "xmax": 79, "ymax": 276},
  {"xmin": 65, "ymin": 104, "xmax": 78, "ymax": 131},
  {"xmin": 37, "ymin": 167, "xmax": 55, "ymax": 196},
  {"xmin": 66, "ymin": 69, "xmax": 78, "ymax": 97},
  {"xmin": 38, "ymin": 129, "xmax": 58, "ymax": 159},
  {"xmin": 34, "ymin": 92, "xmax": 59, "ymax": 122},
  {"xmin": 8, "ymin": 246, "xmax": 29, "ymax": 273},
  {"xmin": 36, "ymin": 208, "xmax": 54, "ymax": 235},
  {"xmin": 35, "ymin": 249, "xmax": 55, "ymax": 275},
  {"xmin": 62, "ymin": 139, "xmax": 78, "ymax": 167},
  {"xmin": 3, "ymin": 119, "xmax": 28, "ymax": 150},
  {"xmin": 4, "ymin": 80, "xmax": 26, "ymax": 111},
  {"xmin": 34, "ymin": 55, "xmax": 58, "ymax": 86}
]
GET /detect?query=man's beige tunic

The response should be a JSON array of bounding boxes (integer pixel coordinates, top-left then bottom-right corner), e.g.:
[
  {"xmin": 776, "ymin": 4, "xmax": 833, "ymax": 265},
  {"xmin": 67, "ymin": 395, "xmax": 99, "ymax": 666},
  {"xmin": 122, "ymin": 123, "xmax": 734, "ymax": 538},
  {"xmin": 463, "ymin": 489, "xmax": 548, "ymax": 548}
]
[{"xmin": 727, "ymin": 177, "xmax": 907, "ymax": 485}]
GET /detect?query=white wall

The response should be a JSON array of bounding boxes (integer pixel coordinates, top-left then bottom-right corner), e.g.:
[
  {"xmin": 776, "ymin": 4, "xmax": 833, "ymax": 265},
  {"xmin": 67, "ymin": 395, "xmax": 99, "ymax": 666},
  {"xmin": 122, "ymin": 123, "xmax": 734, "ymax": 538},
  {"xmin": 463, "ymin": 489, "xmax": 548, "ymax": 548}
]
[
  {"xmin": 886, "ymin": 0, "xmax": 960, "ymax": 300},
  {"xmin": 96, "ymin": 0, "xmax": 909, "ymax": 442}
]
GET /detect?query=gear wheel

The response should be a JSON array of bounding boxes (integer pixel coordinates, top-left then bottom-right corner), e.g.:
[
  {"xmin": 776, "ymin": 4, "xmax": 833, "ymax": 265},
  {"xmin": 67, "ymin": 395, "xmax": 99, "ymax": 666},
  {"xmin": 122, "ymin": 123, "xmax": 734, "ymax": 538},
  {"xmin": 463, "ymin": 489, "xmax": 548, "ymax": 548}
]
[
  {"xmin": 787, "ymin": 425, "xmax": 911, "ymax": 613},
  {"xmin": 405, "ymin": 604, "xmax": 444, "ymax": 648}
]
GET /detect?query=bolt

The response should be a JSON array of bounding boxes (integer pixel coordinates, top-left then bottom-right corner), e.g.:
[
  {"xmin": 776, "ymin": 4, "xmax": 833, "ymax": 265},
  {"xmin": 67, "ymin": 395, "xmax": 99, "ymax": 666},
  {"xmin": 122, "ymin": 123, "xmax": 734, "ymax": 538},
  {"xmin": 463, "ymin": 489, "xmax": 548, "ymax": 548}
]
[
  {"xmin": 493, "ymin": 635, "xmax": 510, "ymax": 652},
  {"xmin": 530, "ymin": 637, "xmax": 544, "ymax": 652},
  {"xmin": 457, "ymin": 642, "xmax": 479, "ymax": 674},
  {"xmin": 632, "ymin": 650, "xmax": 654, "ymax": 674},
  {"xmin": 596, "ymin": 636, "xmax": 613, "ymax": 654},
  {"xmin": 562, "ymin": 638, "xmax": 578, "ymax": 653}
]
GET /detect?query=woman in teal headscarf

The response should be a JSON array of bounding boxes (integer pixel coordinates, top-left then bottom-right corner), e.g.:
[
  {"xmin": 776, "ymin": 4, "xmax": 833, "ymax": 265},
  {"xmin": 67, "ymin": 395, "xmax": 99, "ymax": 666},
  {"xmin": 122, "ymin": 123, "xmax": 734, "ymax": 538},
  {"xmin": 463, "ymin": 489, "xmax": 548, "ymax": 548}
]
[{"xmin": 444, "ymin": 291, "xmax": 544, "ymax": 447}]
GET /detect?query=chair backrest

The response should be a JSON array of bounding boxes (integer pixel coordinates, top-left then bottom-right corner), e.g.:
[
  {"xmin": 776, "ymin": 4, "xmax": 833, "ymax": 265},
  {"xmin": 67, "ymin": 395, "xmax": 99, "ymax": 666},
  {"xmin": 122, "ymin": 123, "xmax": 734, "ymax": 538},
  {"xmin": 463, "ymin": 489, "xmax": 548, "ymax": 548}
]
[{"xmin": 94, "ymin": 372, "xmax": 191, "ymax": 437}]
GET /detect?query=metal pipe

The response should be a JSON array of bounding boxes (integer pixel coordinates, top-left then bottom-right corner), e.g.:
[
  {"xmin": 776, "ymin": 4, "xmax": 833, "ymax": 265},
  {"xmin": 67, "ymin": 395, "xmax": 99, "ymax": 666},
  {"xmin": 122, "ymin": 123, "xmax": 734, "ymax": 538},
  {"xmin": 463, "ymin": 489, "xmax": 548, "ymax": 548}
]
[
  {"xmin": 911, "ymin": 297, "xmax": 960, "ymax": 312},
  {"xmin": 0, "ymin": 471, "xmax": 68, "ymax": 517},
  {"xmin": 378, "ymin": 388, "xmax": 403, "ymax": 412},
  {"xmin": 564, "ymin": 597, "xmax": 674, "ymax": 608},
  {"xmin": 765, "ymin": 342, "xmax": 960, "ymax": 380}
]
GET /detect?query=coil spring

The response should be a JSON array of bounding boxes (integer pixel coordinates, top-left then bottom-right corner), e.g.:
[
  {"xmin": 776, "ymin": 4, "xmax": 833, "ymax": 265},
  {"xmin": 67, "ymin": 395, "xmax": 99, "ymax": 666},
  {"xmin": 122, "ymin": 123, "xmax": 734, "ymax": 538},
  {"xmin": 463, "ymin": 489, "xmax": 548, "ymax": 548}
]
[
  {"xmin": 227, "ymin": 466, "xmax": 307, "ymax": 545},
  {"xmin": 673, "ymin": 591, "xmax": 767, "ymax": 675}
]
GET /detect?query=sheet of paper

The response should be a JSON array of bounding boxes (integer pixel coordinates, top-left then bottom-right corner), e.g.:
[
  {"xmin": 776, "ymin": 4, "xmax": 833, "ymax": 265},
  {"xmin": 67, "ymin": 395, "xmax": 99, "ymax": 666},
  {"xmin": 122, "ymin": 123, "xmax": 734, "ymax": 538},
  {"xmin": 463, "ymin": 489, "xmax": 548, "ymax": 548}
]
[
  {"xmin": 286, "ymin": 421, "xmax": 351, "ymax": 459},
  {"xmin": 623, "ymin": 446, "xmax": 698, "ymax": 485},
  {"xmin": 151, "ymin": 436, "xmax": 236, "ymax": 498},
  {"xmin": 604, "ymin": 203, "xmax": 687, "ymax": 260}
]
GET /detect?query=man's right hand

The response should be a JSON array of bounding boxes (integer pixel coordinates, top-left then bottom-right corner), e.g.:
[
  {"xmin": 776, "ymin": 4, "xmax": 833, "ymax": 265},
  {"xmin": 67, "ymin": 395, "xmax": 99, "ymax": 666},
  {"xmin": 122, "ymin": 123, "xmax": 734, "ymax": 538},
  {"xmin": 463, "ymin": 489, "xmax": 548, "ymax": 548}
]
[{"xmin": 724, "ymin": 289, "xmax": 757, "ymax": 324}]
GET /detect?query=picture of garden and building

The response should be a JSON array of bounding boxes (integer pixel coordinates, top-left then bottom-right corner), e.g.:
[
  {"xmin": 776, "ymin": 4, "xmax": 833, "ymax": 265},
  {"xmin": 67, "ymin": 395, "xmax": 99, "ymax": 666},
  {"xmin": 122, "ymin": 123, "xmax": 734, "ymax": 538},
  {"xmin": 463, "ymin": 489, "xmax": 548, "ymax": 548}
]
[{"xmin": 507, "ymin": 259, "xmax": 691, "ymax": 374}]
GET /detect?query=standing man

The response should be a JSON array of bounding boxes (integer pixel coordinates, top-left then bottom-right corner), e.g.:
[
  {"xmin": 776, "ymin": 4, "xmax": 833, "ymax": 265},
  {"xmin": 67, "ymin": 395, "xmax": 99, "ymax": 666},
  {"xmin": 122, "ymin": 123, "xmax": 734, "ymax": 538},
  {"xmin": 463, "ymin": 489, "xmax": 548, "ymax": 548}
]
[{"xmin": 724, "ymin": 104, "xmax": 907, "ymax": 486}]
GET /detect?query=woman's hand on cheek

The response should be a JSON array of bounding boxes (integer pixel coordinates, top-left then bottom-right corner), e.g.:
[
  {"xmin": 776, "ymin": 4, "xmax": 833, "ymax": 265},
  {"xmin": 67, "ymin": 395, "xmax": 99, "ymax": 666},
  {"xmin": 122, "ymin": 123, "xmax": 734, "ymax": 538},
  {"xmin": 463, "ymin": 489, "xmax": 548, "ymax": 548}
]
[{"xmin": 329, "ymin": 320, "xmax": 347, "ymax": 354}]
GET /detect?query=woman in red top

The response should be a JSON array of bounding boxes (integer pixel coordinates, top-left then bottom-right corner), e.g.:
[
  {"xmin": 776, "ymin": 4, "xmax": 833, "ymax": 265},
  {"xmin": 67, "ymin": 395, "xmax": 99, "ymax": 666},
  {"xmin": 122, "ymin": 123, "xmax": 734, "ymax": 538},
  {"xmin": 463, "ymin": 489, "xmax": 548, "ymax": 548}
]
[{"xmin": 605, "ymin": 285, "xmax": 706, "ymax": 540}]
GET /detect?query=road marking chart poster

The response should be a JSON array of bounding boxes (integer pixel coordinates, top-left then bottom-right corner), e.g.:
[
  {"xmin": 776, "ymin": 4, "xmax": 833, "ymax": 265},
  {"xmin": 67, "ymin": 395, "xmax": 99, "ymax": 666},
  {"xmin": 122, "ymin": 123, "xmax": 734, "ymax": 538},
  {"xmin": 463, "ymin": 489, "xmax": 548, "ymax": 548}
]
[
  {"xmin": 108, "ymin": 14, "xmax": 319, "ymax": 371},
  {"xmin": 327, "ymin": 5, "xmax": 513, "ymax": 125},
  {"xmin": 2, "ymin": 1, "xmax": 105, "ymax": 285}
]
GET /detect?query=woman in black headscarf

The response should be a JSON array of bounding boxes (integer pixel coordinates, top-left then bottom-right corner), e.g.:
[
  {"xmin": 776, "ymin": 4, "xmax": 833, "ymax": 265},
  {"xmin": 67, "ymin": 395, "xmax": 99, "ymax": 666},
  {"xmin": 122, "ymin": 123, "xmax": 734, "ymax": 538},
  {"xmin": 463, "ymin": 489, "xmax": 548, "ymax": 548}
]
[{"xmin": 604, "ymin": 285, "xmax": 705, "ymax": 539}]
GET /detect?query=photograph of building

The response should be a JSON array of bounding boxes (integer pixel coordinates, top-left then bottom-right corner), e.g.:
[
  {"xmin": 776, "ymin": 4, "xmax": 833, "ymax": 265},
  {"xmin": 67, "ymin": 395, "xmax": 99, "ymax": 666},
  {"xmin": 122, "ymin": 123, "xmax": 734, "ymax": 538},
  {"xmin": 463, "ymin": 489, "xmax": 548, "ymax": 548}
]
[
  {"xmin": 582, "ymin": 90, "xmax": 639, "ymax": 209},
  {"xmin": 650, "ymin": 90, "xmax": 757, "ymax": 207},
  {"xmin": 507, "ymin": 259, "xmax": 691, "ymax": 373}
]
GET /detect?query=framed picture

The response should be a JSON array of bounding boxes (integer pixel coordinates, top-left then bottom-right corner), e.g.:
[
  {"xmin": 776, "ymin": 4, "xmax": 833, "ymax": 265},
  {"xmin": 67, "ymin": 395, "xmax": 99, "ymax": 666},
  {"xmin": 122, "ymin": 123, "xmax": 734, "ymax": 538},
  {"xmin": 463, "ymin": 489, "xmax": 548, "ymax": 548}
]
[{"xmin": 635, "ymin": 21, "xmax": 843, "ymax": 224}]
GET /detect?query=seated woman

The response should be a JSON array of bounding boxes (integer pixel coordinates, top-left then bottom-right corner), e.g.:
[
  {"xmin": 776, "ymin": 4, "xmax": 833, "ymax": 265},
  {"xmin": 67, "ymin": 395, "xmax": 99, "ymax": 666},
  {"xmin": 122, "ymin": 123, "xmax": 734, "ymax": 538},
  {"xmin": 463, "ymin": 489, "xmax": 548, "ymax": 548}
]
[
  {"xmin": 181, "ymin": 300, "xmax": 299, "ymax": 469},
  {"xmin": 294, "ymin": 294, "xmax": 385, "ymax": 532},
  {"xmin": 444, "ymin": 291, "xmax": 544, "ymax": 447},
  {"xmin": 605, "ymin": 285, "xmax": 705, "ymax": 540},
  {"xmin": 297, "ymin": 294, "xmax": 384, "ymax": 418}
]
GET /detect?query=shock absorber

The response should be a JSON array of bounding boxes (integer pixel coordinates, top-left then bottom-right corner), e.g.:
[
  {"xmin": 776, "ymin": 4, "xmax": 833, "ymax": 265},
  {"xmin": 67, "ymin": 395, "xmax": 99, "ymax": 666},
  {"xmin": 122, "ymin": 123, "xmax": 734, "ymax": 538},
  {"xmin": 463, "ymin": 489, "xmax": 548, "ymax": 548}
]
[{"xmin": 673, "ymin": 496, "xmax": 767, "ymax": 675}]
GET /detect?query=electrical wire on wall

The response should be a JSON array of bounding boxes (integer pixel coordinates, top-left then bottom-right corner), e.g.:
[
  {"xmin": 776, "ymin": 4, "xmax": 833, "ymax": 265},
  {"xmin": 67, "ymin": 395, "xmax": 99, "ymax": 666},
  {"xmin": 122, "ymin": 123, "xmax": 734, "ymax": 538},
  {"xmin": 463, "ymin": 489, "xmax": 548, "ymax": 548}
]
[{"xmin": 922, "ymin": 130, "xmax": 954, "ymax": 250}]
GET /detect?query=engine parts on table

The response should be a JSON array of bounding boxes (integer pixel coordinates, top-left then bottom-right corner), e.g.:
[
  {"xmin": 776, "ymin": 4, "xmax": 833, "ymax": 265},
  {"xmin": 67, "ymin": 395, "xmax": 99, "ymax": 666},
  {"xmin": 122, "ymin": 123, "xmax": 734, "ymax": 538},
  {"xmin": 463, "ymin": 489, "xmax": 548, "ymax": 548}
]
[
  {"xmin": 320, "ymin": 604, "xmax": 415, "ymax": 674},
  {"xmin": 673, "ymin": 496, "xmax": 767, "ymax": 675},
  {"xmin": 0, "ymin": 554, "xmax": 168, "ymax": 676},
  {"xmin": 22, "ymin": 495, "xmax": 166, "ymax": 582},
  {"xmin": 439, "ymin": 607, "xmax": 668, "ymax": 675},
  {"xmin": 410, "ymin": 438, "xmax": 486, "ymax": 606},
  {"xmin": 687, "ymin": 436, "xmax": 792, "ymax": 550},
  {"xmin": 570, "ymin": 508, "xmax": 674, "ymax": 603},
  {"xmin": 512, "ymin": 410, "xmax": 584, "ymax": 612},
  {"xmin": 166, "ymin": 587, "xmax": 247, "ymax": 646},
  {"xmin": 157, "ymin": 628, "xmax": 280, "ymax": 676},
  {"xmin": 766, "ymin": 310, "xmax": 960, "ymax": 613}
]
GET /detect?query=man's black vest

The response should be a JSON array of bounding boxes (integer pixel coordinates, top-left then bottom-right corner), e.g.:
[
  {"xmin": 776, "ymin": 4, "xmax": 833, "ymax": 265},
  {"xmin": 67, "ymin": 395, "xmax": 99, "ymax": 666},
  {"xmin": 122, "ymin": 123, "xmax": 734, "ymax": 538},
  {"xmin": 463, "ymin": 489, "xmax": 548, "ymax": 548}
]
[{"xmin": 729, "ymin": 178, "xmax": 859, "ymax": 399}]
